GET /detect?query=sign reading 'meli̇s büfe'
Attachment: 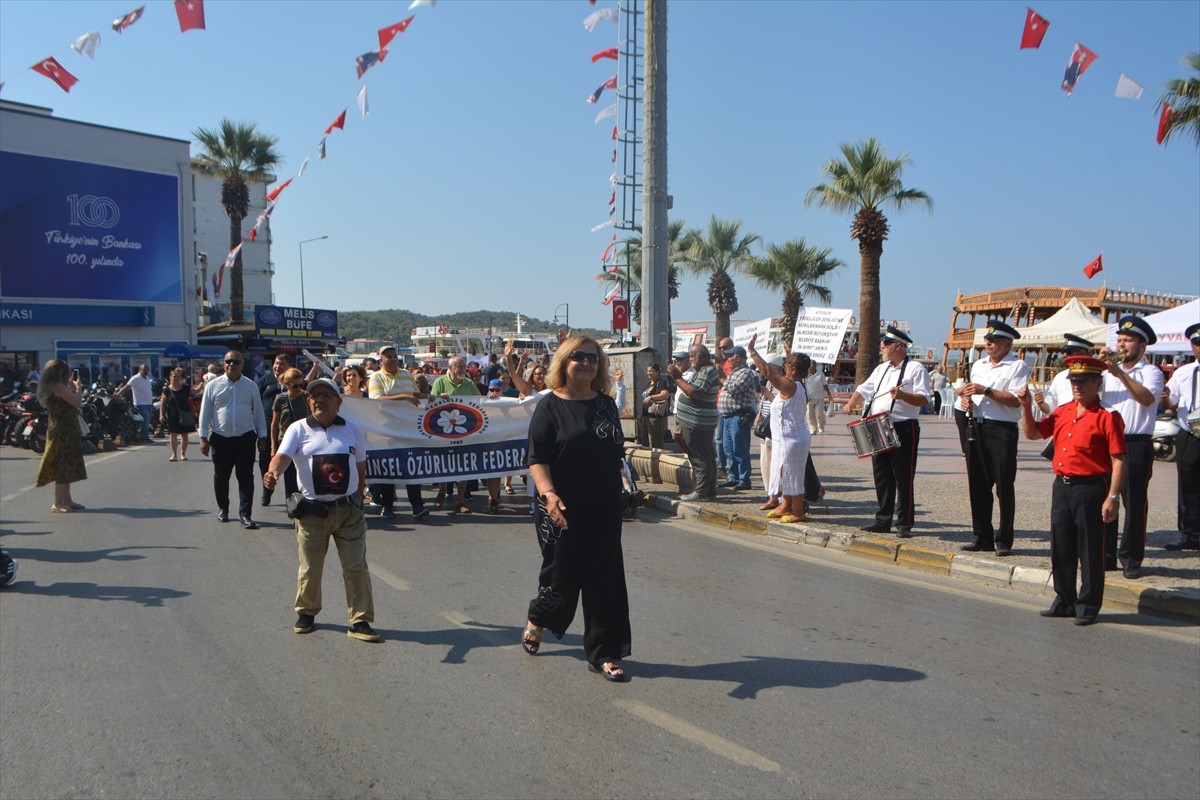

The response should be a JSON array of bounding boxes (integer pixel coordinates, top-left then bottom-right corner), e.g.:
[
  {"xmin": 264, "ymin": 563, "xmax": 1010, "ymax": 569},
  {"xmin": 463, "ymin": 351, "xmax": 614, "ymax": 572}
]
[{"xmin": 254, "ymin": 304, "xmax": 338, "ymax": 339}]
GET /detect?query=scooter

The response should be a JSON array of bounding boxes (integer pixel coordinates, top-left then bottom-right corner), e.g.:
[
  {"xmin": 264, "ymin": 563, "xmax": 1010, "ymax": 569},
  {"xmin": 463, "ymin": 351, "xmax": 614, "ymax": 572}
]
[{"xmin": 1152, "ymin": 412, "xmax": 1182, "ymax": 462}]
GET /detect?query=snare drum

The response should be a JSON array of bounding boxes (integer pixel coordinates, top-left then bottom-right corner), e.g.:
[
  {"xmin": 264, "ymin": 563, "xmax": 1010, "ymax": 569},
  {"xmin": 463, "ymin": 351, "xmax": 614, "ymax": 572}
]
[{"xmin": 848, "ymin": 412, "xmax": 901, "ymax": 458}]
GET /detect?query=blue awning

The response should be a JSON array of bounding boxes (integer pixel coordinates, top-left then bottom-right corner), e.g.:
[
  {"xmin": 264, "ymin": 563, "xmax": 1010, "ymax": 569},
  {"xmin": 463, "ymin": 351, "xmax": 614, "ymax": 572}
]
[{"xmin": 163, "ymin": 343, "xmax": 228, "ymax": 360}]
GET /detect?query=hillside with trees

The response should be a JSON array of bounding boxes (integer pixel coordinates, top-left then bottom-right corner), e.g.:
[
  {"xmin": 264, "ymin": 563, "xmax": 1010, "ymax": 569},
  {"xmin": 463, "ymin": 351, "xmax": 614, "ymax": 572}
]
[{"xmin": 338, "ymin": 309, "xmax": 607, "ymax": 346}]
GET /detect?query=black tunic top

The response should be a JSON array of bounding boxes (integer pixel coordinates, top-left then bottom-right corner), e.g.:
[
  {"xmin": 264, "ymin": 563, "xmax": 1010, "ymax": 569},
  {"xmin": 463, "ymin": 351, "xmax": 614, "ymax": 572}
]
[{"xmin": 527, "ymin": 392, "xmax": 624, "ymax": 511}]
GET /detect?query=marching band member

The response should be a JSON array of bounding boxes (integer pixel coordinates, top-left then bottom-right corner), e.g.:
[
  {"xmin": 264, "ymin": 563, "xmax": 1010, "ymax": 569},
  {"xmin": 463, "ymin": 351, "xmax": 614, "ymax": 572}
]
[
  {"xmin": 957, "ymin": 320, "xmax": 1030, "ymax": 555},
  {"xmin": 844, "ymin": 326, "xmax": 930, "ymax": 537},
  {"xmin": 1161, "ymin": 322, "xmax": 1200, "ymax": 552},
  {"xmin": 1101, "ymin": 315, "xmax": 1162, "ymax": 579}
]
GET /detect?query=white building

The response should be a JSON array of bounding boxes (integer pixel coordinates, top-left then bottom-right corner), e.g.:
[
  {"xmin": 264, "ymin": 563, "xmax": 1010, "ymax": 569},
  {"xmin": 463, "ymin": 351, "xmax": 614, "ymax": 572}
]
[{"xmin": 192, "ymin": 171, "xmax": 275, "ymax": 326}]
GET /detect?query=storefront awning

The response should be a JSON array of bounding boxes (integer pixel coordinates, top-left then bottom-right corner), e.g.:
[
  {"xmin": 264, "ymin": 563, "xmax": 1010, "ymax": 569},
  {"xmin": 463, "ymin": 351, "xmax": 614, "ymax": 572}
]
[{"xmin": 162, "ymin": 343, "xmax": 228, "ymax": 360}]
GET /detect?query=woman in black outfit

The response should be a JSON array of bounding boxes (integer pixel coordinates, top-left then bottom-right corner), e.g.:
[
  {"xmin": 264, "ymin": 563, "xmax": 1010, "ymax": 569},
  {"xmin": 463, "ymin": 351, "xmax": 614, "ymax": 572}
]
[
  {"xmin": 521, "ymin": 335, "xmax": 631, "ymax": 682},
  {"xmin": 161, "ymin": 367, "xmax": 197, "ymax": 461}
]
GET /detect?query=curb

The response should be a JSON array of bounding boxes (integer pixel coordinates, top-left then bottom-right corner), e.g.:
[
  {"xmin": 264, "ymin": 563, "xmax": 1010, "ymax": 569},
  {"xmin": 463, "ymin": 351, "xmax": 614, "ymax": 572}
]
[{"xmin": 645, "ymin": 493, "xmax": 1200, "ymax": 624}]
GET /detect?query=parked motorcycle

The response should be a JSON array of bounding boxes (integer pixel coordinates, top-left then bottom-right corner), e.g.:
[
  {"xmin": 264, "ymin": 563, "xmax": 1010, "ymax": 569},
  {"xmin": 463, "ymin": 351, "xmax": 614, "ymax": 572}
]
[
  {"xmin": 1152, "ymin": 412, "xmax": 1182, "ymax": 462},
  {"xmin": 82, "ymin": 384, "xmax": 140, "ymax": 445}
]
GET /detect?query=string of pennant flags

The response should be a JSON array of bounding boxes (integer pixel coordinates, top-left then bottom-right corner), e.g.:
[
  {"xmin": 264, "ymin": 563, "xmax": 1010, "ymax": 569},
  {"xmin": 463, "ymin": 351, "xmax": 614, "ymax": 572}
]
[{"xmin": 1017, "ymin": 6, "xmax": 1176, "ymax": 144}]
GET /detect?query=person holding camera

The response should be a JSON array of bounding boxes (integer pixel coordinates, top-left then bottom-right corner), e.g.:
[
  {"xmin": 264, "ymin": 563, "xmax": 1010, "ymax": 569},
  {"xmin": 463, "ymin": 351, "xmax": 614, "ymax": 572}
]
[
  {"xmin": 35, "ymin": 359, "xmax": 87, "ymax": 513},
  {"xmin": 639, "ymin": 362, "xmax": 672, "ymax": 449},
  {"xmin": 264, "ymin": 378, "xmax": 380, "ymax": 643}
]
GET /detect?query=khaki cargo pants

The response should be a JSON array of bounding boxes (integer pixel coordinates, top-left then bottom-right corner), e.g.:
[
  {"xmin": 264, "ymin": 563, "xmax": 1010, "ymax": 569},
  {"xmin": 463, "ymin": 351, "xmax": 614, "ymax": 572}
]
[{"xmin": 294, "ymin": 497, "xmax": 375, "ymax": 624}]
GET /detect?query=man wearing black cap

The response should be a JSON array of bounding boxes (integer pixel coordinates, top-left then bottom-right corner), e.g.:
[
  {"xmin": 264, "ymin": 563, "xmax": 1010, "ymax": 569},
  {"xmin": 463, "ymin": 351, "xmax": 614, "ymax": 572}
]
[
  {"xmin": 1019, "ymin": 356, "xmax": 1126, "ymax": 626},
  {"xmin": 845, "ymin": 326, "xmax": 931, "ymax": 536},
  {"xmin": 1160, "ymin": 322, "xmax": 1200, "ymax": 551},
  {"xmin": 1101, "ymin": 315, "xmax": 1162, "ymax": 578},
  {"xmin": 957, "ymin": 320, "xmax": 1030, "ymax": 555}
]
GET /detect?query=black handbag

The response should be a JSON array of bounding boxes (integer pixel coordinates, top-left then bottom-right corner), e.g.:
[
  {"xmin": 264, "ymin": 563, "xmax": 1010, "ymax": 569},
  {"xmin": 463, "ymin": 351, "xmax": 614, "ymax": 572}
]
[{"xmin": 753, "ymin": 413, "xmax": 771, "ymax": 440}]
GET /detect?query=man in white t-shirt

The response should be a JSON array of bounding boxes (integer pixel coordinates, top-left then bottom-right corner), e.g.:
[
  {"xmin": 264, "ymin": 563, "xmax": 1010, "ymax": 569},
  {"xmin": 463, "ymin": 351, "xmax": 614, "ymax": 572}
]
[
  {"xmin": 124, "ymin": 363, "xmax": 155, "ymax": 442},
  {"xmin": 804, "ymin": 363, "xmax": 833, "ymax": 434}
]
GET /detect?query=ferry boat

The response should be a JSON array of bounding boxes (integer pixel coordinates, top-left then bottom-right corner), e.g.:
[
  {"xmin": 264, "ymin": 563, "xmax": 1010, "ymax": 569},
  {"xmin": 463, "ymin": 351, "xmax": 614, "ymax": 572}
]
[{"xmin": 409, "ymin": 315, "xmax": 557, "ymax": 364}]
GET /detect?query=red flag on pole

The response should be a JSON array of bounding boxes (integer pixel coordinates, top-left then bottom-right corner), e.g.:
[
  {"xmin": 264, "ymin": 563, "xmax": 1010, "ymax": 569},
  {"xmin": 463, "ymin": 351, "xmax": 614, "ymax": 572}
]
[
  {"xmin": 324, "ymin": 111, "xmax": 347, "ymax": 135},
  {"xmin": 1157, "ymin": 103, "xmax": 1174, "ymax": 145},
  {"xmin": 264, "ymin": 179, "xmax": 292, "ymax": 203},
  {"xmin": 174, "ymin": 0, "xmax": 206, "ymax": 32},
  {"xmin": 612, "ymin": 299, "xmax": 629, "ymax": 330},
  {"xmin": 1083, "ymin": 254, "xmax": 1103, "ymax": 280},
  {"xmin": 31, "ymin": 57, "xmax": 78, "ymax": 93},
  {"xmin": 591, "ymin": 47, "xmax": 618, "ymax": 63},
  {"xmin": 1019, "ymin": 8, "xmax": 1048, "ymax": 49},
  {"xmin": 378, "ymin": 16, "xmax": 414, "ymax": 50}
]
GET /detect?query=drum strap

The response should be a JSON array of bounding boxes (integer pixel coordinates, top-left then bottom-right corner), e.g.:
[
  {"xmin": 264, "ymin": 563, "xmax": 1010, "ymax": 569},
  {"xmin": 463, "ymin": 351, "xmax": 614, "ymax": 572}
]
[{"xmin": 863, "ymin": 359, "xmax": 908, "ymax": 419}]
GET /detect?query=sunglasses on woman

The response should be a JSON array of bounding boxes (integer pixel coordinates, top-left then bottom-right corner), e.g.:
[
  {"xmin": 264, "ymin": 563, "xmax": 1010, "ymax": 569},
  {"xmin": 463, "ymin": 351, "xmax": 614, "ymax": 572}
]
[{"xmin": 568, "ymin": 351, "xmax": 599, "ymax": 364}]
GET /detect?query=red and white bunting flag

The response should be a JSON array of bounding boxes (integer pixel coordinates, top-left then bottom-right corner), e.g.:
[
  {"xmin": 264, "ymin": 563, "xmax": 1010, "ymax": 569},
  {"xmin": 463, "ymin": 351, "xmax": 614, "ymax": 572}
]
[
  {"xmin": 594, "ymin": 103, "xmax": 616, "ymax": 124},
  {"xmin": 265, "ymin": 178, "xmax": 292, "ymax": 203},
  {"xmin": 174, "ymin": 0, "xmax": 205, "ymax": 33},
  {"xmin": 31, "ymin": 57, "xmax": 78, "ymax": 93},
  {"xmin": 607, "ymin": 191, "xmax": 616, "ymax": 206},
  {"xmin": 1082, "ymin": 254, "xmax": 1103, "ymax": 280},
  {"xmin": 248, "ymin": 203, "xmax": 275, "ymax": 243},
  {"xmin": 378, "ymin": 16, "xmax": 414, "ymax": 50},
  {"xmin": 1114, "ymin": 74, "xmax": 1143, "ymax": 100},
  {"xmin": 71, "ymin": 31, "xmax": 101, "ymax": 59},
  {"xmin": 111, "ymin": 6, "xmax": 145, "ymax": 33},
  {"xmin": 602, "ymin": 282, "xmax": 621, "ymax": 305},
  {"xmin": 611, "ymin": 126, "xmax": 618, "ymax": 140},
  {"xmin": 1061, "ymin": 43, "xmax": 1097, "ymax": 96},
  {"xmin": 584, "ymin": 7, "xmax": 619, "ymax": 32},
  {"xmin": 601, "ymin": 235, "xmax": 617, "ymax": 262},
  {"xmin": 591, "ymin": 219, "xmax": 615, "ymax": 233},
  {"xmin": 1019, "ymin": 8, "xmax": 1048, "ymax": 49},
  {"xmin": 591, "ymin": 47, "xmax": 618, "ymax": 63},
  {"xmin": 1157, "ymin": 103, "xmax": 1174, "ymax": 145},
  {"xmin": 357, "ymin": 84, "xmax": 369, "ymax": 118},
  {"xmin": 355, "ymin": 49, "xmax": 387, "ymax": 80},
  {"xmin": 324, "ymin": 110, "xmax": 347, "ymax": 135},
  {"xmin": 408, "ymin": 0, "xmax": 436, "ymax": 9}
]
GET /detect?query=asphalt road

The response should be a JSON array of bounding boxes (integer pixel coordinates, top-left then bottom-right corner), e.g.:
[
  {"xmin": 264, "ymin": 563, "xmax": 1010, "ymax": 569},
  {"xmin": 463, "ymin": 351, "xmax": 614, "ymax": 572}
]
[{"xmin": 1, "ymin": 442, "xmax": 1198, "ymax": 799}]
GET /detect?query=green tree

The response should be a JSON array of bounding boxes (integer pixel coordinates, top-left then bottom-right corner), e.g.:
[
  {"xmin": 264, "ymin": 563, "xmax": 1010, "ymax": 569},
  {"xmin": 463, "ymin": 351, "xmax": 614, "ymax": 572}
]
[
  {"xmin": 748, "ymin": 238, "xmax": 843, "ymax": 352},
  {"xmin": 805, "ymin": 138, "xmax": 932, "ymax": 384},
  {"xmin": 193, "ymin": 119, "xmax": 282, "ymax": 324},
  {"xmin": 1158, "ymin": 52, "xmax": 1200, "ymax": 149},
  {"xmin": 681, "ymin": 216, "xmax": 760, "ymax": 343}
]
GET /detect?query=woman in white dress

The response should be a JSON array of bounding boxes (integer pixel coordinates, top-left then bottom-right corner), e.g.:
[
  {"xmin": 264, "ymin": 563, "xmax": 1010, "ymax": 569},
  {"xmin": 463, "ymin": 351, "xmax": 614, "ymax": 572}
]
[{"xmin": 747, "ymin": 335, "xmax": 811, "ymax": 523}]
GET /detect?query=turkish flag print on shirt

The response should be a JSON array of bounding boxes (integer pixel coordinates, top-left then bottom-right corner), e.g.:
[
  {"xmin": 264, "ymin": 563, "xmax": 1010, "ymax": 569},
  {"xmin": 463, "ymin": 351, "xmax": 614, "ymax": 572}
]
[{"xmin": 32, "ymin": 57, "xmax": 78, "ymax": 92}]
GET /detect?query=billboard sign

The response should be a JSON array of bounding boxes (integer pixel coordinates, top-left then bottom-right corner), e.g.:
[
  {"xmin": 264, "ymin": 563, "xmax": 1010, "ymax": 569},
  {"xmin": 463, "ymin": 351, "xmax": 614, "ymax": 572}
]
[
  {"xmin": 255, "ymin": 305, "xmax": 338, "ymax": 339},
  {"xmin": 0, "ymin": 151, "xmax": 182, "ymax": 303}
]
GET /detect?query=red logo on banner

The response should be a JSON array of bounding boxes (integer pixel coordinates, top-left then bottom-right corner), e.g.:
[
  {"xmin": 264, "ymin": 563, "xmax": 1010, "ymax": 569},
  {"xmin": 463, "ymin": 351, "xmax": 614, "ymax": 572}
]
[{"xmin": 612, "ymin": 299, "xmax": 629, "ymax": 330}]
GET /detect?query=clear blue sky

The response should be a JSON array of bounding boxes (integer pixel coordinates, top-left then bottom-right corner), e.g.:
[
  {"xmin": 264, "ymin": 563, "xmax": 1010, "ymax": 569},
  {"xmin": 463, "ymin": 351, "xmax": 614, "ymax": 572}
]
[{"xmin": 2, "ymin": 0, "xmax": 1197, "ymax": 352}]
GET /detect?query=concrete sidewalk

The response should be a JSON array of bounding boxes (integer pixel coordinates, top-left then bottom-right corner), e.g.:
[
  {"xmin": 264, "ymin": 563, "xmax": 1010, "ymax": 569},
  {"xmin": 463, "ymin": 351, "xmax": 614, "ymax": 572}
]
[{"xmin": 634, "ymin": 414, "xmax": 1200, "ymax": 623}]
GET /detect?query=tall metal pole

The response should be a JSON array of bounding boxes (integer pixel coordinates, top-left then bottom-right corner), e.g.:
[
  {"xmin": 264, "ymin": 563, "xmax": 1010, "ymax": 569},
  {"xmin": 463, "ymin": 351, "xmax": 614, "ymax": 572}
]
[
  {"xmin": 298, "ymin": 235, "xmax": 329, "ymax": 309},
  {"xmin": 642, "ymin": 0, "xmax": 669, "ymax": 360}
]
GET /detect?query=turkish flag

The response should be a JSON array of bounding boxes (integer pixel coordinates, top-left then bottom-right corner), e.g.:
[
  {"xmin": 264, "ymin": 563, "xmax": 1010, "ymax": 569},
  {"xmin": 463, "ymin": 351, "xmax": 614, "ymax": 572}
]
[
  {"xmin": 378, "ymin": 16, "xmax": 414, "ymax": 50},
  {"xmin": 174, "ymin": 0, "xmax": 206, "ymax": 32},
  {"xmin": 1083, "ymin": 254, "xmax": 1103, "ymax": 280},
  {"xmin": 265, "ymin": 179, "xmax": 291, "ymax": 203},
  {"xmin": 31, "ymin": 57, "xmax": 78, "ymax": 93},
  {"xmin": 591, "ymin": 47, "xmax": 618, "ymax": 63},
  {"xmin": 1157, "ymin": 103, "xmax": 1174, "ymax": 145},
  {"xmin": 612, "ymin": 299, "xmax": 629, "ymax": 331},
  {"xmin": 324, "ymin": 110, "xmax": 347, "ymax": 135},
  {"xmin": 1019, "ymin": 8, "xmax": 1048, "ymax": 49}
]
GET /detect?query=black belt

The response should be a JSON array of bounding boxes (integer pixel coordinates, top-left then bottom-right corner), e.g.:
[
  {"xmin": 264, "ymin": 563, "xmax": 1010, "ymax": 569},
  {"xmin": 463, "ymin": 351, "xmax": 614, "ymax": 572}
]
[
  {"xmin": 309, "ymin": 495, "xmax": 359, "ymax": 508},
  {"xmin": 977, "ymin": 419, "xmax": 1017, "ymax": 428},
  {"xmin": 1124, "ymin": 434, "xmax": 1152, "ymax": 441},
  {"xmin": 891, "ymin": 418, "xmax": 918, "ymax": 426},
  {"xmin": 1057, "ymin": 475, "xmax": 1106, "ymax": 486}
]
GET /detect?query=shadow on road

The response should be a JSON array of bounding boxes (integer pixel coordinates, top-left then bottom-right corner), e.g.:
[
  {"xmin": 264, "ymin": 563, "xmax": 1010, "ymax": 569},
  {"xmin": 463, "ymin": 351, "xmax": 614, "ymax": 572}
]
[
  {"xmin": 3, "ymin": 545, "xmax": 196, "ymax": 563},
  {"xmin": 82, "ymin": 507, "xmax": 212, "ymax": 520},
  {"xmin": 5, "ymin": 581, "xmax": 190, "ymax": 607},
  {"xmin": 630, "ymin": 654, "xmax": 926, "ymax": 698}
]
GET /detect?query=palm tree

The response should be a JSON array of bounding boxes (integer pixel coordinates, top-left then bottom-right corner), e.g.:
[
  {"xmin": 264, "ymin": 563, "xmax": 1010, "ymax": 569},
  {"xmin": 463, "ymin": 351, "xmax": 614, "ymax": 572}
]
[
  {"xmin": 681, "ymin": 216, "xmax": 760, "ymax": 343},
  {"xmin": 1158, "ymin": 52, "xmax": 1200, "ymax": 149},
  {"xmin": 192, "ymin": 119, "xmax": 282, "ymax": 324},
  {"xmin": 805, "ymin": 138, "xmax": 932, "ymax": 384},
  {"xmin": 748, "ymin": 239, "xmax": 843, "ymax": 351}
]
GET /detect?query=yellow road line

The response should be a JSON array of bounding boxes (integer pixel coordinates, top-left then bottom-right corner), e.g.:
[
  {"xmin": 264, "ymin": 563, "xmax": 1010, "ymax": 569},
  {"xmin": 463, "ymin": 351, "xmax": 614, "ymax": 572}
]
[{"xmin": 613, "ymin": 698, "xmax": 780, "ymax": 773}]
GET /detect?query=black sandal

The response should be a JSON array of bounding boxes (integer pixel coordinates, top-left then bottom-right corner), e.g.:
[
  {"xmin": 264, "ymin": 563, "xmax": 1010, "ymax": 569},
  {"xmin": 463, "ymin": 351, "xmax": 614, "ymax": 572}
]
[
  {"xmin": 521, "ymin": 623, "xmax": 542, "ymax": 655},
  {"xmin": 588, "ymin": 661, "xmax": 629, "ymax": 683}
]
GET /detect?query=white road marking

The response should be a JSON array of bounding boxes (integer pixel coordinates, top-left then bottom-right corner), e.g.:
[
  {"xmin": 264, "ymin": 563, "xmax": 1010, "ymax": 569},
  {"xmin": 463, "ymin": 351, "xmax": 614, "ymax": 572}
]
[
  {"xmin": 371, "ymin": 564, "xmax": 410, "ymax": 592},
  {"xmin": 613, "ymin": 698, "xmax": 781, "ymax": 773}
]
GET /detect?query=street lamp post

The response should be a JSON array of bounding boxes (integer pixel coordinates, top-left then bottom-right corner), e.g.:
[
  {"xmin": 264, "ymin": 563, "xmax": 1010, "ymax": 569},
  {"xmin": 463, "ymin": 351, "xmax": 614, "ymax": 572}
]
[
  {"xmin": 298, "ymin": 235, "xmax": 330, "ymax": 309},
  {"xmin": 553, "ymin": 303, "xmax": 569, "ymax": 331}
]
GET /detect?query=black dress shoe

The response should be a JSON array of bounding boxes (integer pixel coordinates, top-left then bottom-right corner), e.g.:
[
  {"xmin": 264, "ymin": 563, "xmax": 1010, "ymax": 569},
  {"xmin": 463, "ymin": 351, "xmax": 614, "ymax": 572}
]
[
  {"xmin": 260, "ymin": 491, "xmax": 272, "ymax": 507},
  {"xmin": 860, "ymin": 523, "xmax": 891, "ymax": 533},
  {"xmin": 896, "ymin": 528, "xmax": 913, "ymax": 539},
  {"xmin": 239, "ymin": 515, "xmax": 258, "ymax": 530},
  {"xmin": 996, "ymin": 547, "xmax": 1012, "ymax": 557},
  {"xmin": 1074, "ymin": 615, "xmax": 1098, "ymax": 626},
  {"xmin": 217, "ymin": 510, "xmax": 229, "ymax": 523},
  {"xmin": 1164, "ymin": 539, "xmax": 1200, "ymax": 551},
  {"xmin": 1039, "ymin": 605, "xmax": 1075, "ymax": 618},
  {"xmin": 960, "ymin": 541, "xmax": 995, "ymax": 552},
  {"xmin": 1122, "ymin": 565, "xmax": 1142, "ymax": 579}
]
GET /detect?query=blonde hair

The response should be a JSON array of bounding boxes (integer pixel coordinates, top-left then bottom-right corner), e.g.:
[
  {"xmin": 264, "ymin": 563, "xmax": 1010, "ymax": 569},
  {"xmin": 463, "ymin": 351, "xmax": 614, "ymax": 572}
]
[
  {"xmin": 545, "ymin": 335, "xmax": 612, "ymax": 397},
  {"xmin": 36, "ymin": 359, "xmax": 70, "ymax": 405},
  {"xmin": 281, "ymin": 367, "xmax": 304, "ymax": 386},
  {"xmin": 170, "ymin": 367, "xmax": 186, "ymax": 380}
]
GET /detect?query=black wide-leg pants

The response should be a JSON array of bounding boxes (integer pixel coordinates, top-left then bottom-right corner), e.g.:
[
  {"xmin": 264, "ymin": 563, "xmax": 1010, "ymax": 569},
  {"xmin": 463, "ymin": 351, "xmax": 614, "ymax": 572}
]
[
  {"xmin": 210, "ymin": 431, "xmax": 258, "ymax": 518},
  {"xmin": 871, "ymin": 419, "xmax": 919, "ymax": 528},
  {"xmin": 1105, "ymin": 437, "xmax": 1153, "ymax": 570},
  {"xmin": 1050, "ymin": 478, "xmax": 1106, "ymax": 617},
  {"xmin": 966, "ymin": 420, "xmax": 1018, "ymax": 549},
  {"xmin": 1177, "ymin": 430, "xmax": 1200, "ymax": 542},
  {"xmin": 527, "ymin": 498, "xmax": 631, "ymax": 667}
]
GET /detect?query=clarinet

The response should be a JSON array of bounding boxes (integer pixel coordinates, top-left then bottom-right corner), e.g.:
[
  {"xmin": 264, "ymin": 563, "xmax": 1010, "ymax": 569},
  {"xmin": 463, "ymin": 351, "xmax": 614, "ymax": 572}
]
[{"xmin": 960, "ymin": 358, "xmax": 978, "ymax": 443}]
